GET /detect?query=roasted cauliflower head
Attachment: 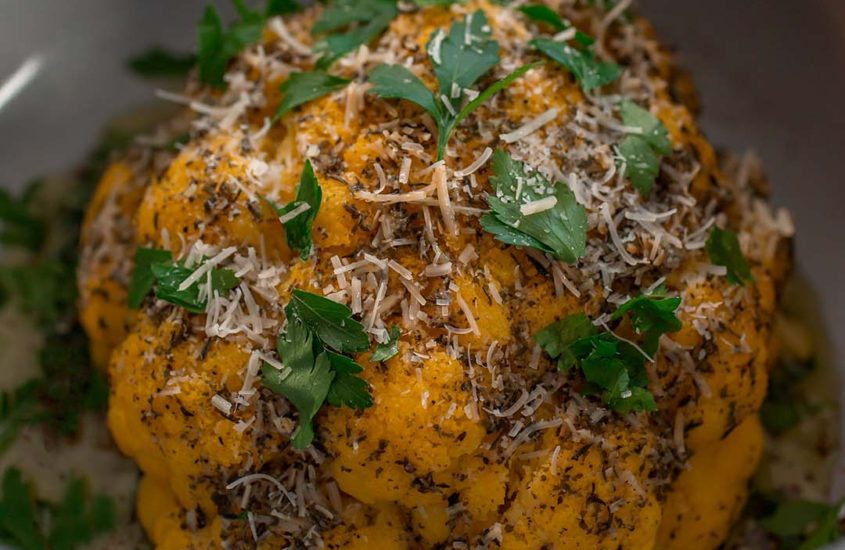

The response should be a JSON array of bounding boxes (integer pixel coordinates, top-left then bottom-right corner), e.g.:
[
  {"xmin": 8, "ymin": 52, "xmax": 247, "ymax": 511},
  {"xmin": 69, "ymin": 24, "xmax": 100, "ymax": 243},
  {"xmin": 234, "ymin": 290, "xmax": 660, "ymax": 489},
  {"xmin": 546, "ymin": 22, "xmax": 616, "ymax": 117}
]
[{"xmin": 78, "ymin": 0, "xmax": 793, "ymax": 548}]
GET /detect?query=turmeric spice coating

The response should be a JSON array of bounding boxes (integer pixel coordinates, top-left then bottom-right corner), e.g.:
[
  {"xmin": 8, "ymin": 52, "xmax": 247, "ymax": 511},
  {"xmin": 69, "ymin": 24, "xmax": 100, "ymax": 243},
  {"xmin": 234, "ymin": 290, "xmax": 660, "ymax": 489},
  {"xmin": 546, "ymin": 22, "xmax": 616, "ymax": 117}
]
[{"xmin": 78, "ymin": 1, "xmax": 793, "ymax": 548}]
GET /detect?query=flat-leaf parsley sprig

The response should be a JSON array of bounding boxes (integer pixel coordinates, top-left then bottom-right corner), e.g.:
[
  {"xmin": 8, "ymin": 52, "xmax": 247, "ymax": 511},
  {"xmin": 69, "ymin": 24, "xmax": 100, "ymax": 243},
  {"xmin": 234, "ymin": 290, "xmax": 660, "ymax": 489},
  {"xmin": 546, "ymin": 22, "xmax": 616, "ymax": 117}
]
[
  {"xmin": 535, "ymin": 287, "xmax": 682, "ymax": 412},
  {"xmin": 311, "ymin": 0, "xmax": 398, "ymax": 70},
  {"xmin": 127, "ymin": 248, "xmax": 239, "ymax": 313},
  {"xmin": 524, "ymin": 4, "xmax": 620, "ymax": 94},
  {"xmin": 616, "ymin": 99, "xmax": 672, "ymax": 196},
  {"xmin": 368, "ymin": 11, "xmax": 538, "ymax": 160},
  {"xmin": 706, "ymin": 226, "xmax": 754, "ymax": 286},
  {"xmin": 0, "ymin": 468, "xmax": 116, "ymax": 550},
  {"xmin": 262, "ymin": 160, "xmax": 323, "ymax": 259},
  {"xmin": 480, "ymin": 149, "xmax": 588, "ymax": 263},
  {"xmin": 261, "ymin": 290, "xmax": 374, "ymax": 449},
  {"xmin": 198, "ymin": 0, "xmax": 301, "ymax": 87}
]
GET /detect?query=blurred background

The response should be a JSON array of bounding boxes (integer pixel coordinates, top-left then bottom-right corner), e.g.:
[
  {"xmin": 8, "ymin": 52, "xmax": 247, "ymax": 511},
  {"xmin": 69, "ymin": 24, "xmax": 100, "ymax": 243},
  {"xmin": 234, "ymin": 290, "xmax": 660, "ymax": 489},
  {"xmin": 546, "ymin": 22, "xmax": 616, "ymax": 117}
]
[{"xmin": 1, "ymin": 0, "xmax": 844, "ymax": 486}]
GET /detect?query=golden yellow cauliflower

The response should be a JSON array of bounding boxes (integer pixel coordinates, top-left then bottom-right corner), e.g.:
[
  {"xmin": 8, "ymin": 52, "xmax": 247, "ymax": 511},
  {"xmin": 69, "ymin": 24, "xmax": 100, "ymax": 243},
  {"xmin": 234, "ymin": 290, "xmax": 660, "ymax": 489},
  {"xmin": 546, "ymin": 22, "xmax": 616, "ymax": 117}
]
[{"xmin": 78, "ymin": 1, "xmax": 793, "ymax": 548}]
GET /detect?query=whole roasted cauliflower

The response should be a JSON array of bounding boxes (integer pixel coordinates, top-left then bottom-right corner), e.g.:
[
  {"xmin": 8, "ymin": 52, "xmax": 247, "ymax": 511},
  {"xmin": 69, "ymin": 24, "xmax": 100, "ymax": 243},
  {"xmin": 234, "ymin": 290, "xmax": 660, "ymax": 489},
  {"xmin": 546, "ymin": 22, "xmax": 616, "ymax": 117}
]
[{"xmin": 78, "ymin": 1, "xmax": 794, "ymax": 548}]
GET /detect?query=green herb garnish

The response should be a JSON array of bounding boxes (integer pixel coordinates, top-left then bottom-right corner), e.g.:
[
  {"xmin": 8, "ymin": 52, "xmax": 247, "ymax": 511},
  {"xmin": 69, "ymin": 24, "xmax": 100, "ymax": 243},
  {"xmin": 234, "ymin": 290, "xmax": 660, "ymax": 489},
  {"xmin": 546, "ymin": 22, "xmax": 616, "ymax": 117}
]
[
  {"xmin": 706, "ymin": 226, "xmax": 754, "ymax": 285},
  {"xmin": 519, "ymin": 4, "xmax": 593, "ymax": 45},
  {"xmin": 37, "ymin": 329, "xmax": 110, "ymax": 437},
  {"xmin": 0, "ymin": 186, "xmax": 45, "ymax": 251},
  {"xmin": 266, "ymin": 0, "xmax": 302, "ymax": 15},
  {"xmin": 368, "ymin": 11, "xmax": 537, "ymax": 159},
  {"xmin": 531, "ymin": 37, "xmax": 620, "ymax": 93},
  {"xmin": 127, "ymin": 248, "xmax": 239, "ymax": 313},
  {"xmin": 0, "ymin": 382, "xmax": 42, "ymax": 452},
  {"xmin": 151, "ymin": 262, "xmax": 238, "ymax": 313},
  {"xmin": 263, "ymin": 160, "xmax": 323, "ymax": 259},
  {"xmin": 262, "ymin": 290, "xmax": 373, "ymax": 449},
  {"xmin": 0, "ymin": 468, "xmax": 115, "ymax": 550},
  {"xmin": 610, "ymin": 286, "xmax": 682, "ymax": 356},
  {"xmin": 371, "ymin": 325, "xmax": 400, "ymax": 362},
  {"xmin": 325, "ymin": 351, "xmax": 374, "ymax": 409},
  {"xmin": 0, "ymin": 135, "xmax": 119, "ymax": 450},
  {"xmin": 274, "ymin": 72, "xmax": 351, "ymax": 120},
  {"xmin": 157, "ymin": 0, "xmax": 301, "ymax": 85},
  {"xmin": 760, "ymin": 358, "xmax": 818, "ymax": 435},
  {"xmin": 535, "ymin": 289, "xmax": 681, "ymax": 412},
  {"xmin": 312, "ymin": 0, "xmax": 398, "ymax": 70},
  {"xmin": 0, "ymin": 262, "xmax": 77, "ymax": 330},
  {"xmin": 533, "ymin": 312, "xmax": 596, "ymax": 372},
  {"xmin": 480, "ymin": 149, "xmax": 587, "ymax": 263},
  {"xmin": 414, "ymin": 0, "xmax": 464, "ymax": 5},
  {"xmin": 284, "ymin": 289, "xmax": 369, "ymax": 354},
  {"xmin": 262, "ymin": 319, "xmax": 335, "ymax": 449},
  {"xmin": 536, "ymin": 315, "xmax": 656, "ymax": 413},
  {"xmin": 197, "ymin": 1, "xmax": 274, "ymax": 87},
  {"xmin": 760, "ymin": 498, "xmax": 845, "ymax": 550},
  {"xmin": 128, "ymin": 247, "xmax": 173, "ymax": 309},
  {"xmin": 616, "ymin": 99, "xmax": 671, "ymax": 195},
  {"xmin": 128, "ymin": 47, "xmax": 196, "ymax": 78}
]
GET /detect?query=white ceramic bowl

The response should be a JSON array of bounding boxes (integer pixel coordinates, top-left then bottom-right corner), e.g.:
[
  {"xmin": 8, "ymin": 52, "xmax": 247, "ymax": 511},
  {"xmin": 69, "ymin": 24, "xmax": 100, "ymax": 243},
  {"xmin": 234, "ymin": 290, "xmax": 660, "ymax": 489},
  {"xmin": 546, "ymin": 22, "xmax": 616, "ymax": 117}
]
[{"xmin": 1, "ymin": 0, "xmax": 843, "ymax": 545}]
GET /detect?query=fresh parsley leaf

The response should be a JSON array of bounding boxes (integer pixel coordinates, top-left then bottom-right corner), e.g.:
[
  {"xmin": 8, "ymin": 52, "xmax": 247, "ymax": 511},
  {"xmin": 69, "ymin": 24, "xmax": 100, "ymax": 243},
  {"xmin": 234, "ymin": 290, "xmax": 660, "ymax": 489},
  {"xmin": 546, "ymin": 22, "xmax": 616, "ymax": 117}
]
[
  {"xmin": 443, "ymin": 62, "xmax": 540, "ymax": 150},
  {"xmin": 576, "ymin": 333, "xmax": 655, "ymax": 413},
  {"xmin": 535, "ymin": 300, "xmax": 673, "ymax": 413},
  {"xmin": 369, "ymin": 12, "xmax": 533, "ymax": 159},
  {"xmin": 0, "ymin": 381, "xmax": 42, "ymax": 453},
  {"xmin": 0, "ymin": 261, "xmax": 77, "ymax": 329},
  {"xmin": 126, "ymin": 247, "xmax": 240, "ymax": 313},
  {"xmin": 482, "ymin": 149, "xmax": 587, "ymax": 263},
  {"xmin": 262, "ymin": 319, "xmax": 335, "ymax": 449},
  {"xmin": 534, "ymin": 312, "xmax": 597, "ymax": 371},
  {"xmin": 0, "ymin": 468, "xmax": 42, "ymax": 550},
  {"xmin": 0, "ymin": 329, "xmax": 107, "ymax": 449},
  {"xmin": 368, "ymin": 64, "xmax": 442, "ymax": 121},
  {"xmin": 128, "ymin": 247, "xmax": 173, "ymax": 309},
  {"xmin": 760, "ymin": 358, "xmax": 818, "ymax": 435},
  {"xmin": 706, "ymin": 226, "xmax": 754, "ymax": 286},
  {"xmin": 197, "ymin": 5, "xmax": 229, "ymax": 87},
  {"xmin": 519, "ymin": 4, "xmax": 567, "ymax": 31},
  {"xmin": 197, "ymin": 1, "xmax": 268, "ymax": 87},
  {"xmin": 370, "ymin": 61, "xmax": 529, "ymax": 159},
  {"xmin": 264, "ymin": 160, "xmax": 323, "ymax": 259},
  {"xmin": 531, "ymin": 37, "xmax": 621, "ymax": 92},
  {"xmin": 611, "ymin": 288, "xmax": 682, "ymax": 356},
  {"xmin": 427, "ymin": 11, "xmax": 499, "ymax": 112},
  {"xmin": 0, "ymin": 187, "xmax": 45, "ymax": 251},
  {"xmin": 619, "ymin": 100, "xmax": 671, "ymax": 155},
  {"xmin": 38, "ymin": 328, "xmax": 109, "ymax": 437},
  {"xmin": 284, "ymin": 289, "xmax": 369, "ymax": 353},
  {"xmin": 275, "ymin": 71, "xmax": 351, "ymax": 121},
  {"xmin": 312, "ymin": 0, "xmax": 388, "ymax": 33},
  {"xmin": 262, "ymin": 291, "xmax": 373, "ymax": 448},
  {"xmin": 615, "ymin": 100, "xmax": 671, "ymax": 196},
  {"xmin": 414, "ymin": 0, "xmax": 463, "ymax": 5},
  {"xmin": 326, "ymin": 352, "xmax": 373, "ymax": 409},
  {"xmin": 151, "ymin": 261, "xmax": 239, "ymax": 314},
  {"xmin": 0, "ymin": 468, "xmax": 116, "ymax": 550},
  {"xmin": 760, "ymin": 498, "xmax": 845, "ymax": 549},
  {"xmin": 312, "ymin": 0, "xmax": 398, "ymax": 69},
  {"xmin": 266, "ymin": 0, "xmax": 301, "ymax": 15},
  {"xmin": 617, "ymin": 134, "xmax": 660, "ymax": 195},
  {"xmin": 479, "ymin": 212, "xmax": 553, "ymax": 252},
  {"xmin": 48, "ymin": 477, "xmax": 114, "ymax": 549},
  {"xmin": 371, "ymin": 325, "xmax": 400, "ymax": 362},
  {"xmin": 127, "ymin": 47, "xmax": 196, "ymax": 77},
  {"xmin": 518, "ymin": 4, "xmax": 594, "ymax": 46},
  {"xmin": 227, "ymin": 0, "xmax": 265, "ymax": 46}
]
